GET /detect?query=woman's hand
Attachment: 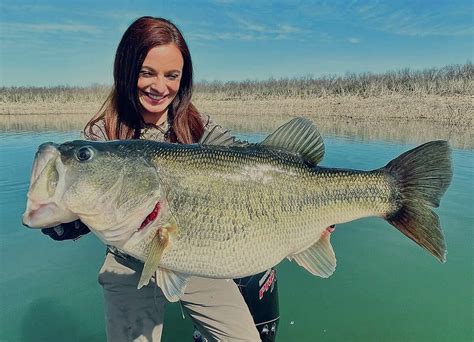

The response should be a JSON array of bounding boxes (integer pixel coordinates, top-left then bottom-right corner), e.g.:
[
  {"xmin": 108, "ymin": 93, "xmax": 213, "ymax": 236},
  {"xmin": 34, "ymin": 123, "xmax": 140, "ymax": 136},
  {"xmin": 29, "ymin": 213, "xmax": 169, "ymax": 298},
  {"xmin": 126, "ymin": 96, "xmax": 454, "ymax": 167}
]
[{"xmin": 41, "ymin": 220, "xmax": 90, "ymax": 241}]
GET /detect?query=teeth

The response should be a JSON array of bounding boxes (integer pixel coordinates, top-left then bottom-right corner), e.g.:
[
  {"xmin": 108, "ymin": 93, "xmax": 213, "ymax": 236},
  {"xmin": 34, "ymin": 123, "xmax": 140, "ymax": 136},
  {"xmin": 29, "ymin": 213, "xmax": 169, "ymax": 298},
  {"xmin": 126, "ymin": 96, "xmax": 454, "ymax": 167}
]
[{"xmin": 148, "ymin": 93, "xmax": 165, "ymax": 100}]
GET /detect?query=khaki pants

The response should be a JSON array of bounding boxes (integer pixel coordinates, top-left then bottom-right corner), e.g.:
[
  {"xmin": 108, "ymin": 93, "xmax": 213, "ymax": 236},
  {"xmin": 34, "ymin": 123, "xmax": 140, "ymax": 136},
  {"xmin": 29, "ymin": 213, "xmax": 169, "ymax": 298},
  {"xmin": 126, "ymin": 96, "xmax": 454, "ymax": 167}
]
[{"xmin": 98, "ymin": 252, "xmax": 261, "ymax": 342}]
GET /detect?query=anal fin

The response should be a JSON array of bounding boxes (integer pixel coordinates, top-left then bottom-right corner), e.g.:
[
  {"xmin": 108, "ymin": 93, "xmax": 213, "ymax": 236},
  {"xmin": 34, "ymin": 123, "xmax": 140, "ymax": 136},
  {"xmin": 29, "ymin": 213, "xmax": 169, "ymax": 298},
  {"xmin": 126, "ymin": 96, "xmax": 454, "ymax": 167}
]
[
  {"xmin": 289, "ymin": 230, "xmax": 337, "ymax": 278},
  {"xmin": 155, "ymin": 268, "xmax": 190, "ymax": 302}
]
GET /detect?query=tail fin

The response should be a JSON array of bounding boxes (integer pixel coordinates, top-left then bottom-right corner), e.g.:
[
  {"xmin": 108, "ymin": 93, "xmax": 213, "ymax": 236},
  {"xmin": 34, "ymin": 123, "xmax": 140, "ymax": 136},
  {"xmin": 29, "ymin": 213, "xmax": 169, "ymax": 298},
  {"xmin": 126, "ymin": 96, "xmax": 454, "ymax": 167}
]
[{"xmin": 384, "ymin": 141, "xmax": 452, "ymax": 263}]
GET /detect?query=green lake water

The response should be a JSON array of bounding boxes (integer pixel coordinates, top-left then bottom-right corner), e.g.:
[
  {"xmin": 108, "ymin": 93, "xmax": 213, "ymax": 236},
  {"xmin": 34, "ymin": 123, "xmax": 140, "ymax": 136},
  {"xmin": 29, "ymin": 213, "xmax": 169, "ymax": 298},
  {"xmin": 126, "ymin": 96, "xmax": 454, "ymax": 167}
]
[{"xmin": 0, "ymin": 130, "xmax": 472, "ymax": 341}]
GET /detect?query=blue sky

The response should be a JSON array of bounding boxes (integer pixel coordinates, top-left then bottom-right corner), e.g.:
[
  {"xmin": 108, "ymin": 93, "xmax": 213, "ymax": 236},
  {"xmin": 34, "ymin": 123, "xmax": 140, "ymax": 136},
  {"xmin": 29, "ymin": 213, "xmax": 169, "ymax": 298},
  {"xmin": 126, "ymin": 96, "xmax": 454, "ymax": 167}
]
[{"xmin": 1, "ymin": 0, "xmax": 472, "ymax": 86}]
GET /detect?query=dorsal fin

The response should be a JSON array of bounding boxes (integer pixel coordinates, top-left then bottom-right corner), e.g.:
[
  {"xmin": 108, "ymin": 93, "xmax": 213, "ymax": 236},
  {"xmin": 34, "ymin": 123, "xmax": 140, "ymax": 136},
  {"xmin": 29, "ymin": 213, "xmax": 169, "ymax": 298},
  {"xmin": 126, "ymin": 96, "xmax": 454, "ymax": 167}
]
[
  {"xmin": 199, "ymin": 125, "xmax": 249, "ymax": 147},
  {"xmin": 260, "ymin": 117, "xmax": 324, "ymax": 165}
]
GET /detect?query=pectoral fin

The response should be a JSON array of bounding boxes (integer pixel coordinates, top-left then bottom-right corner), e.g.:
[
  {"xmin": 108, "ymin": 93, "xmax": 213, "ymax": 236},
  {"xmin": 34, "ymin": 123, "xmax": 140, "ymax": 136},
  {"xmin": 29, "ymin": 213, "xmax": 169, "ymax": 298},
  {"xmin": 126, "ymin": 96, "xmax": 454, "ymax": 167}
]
[
  {"xmin": 155, "ymin": 268, "xmax": 190, "ymax": 302},
  {"xmin": 288, "ymin": 230, "xmax": 336, "ymax": 278},
  {"xmin": 138, "ymin": 228, "xmax": 169, "ymax": 289}
]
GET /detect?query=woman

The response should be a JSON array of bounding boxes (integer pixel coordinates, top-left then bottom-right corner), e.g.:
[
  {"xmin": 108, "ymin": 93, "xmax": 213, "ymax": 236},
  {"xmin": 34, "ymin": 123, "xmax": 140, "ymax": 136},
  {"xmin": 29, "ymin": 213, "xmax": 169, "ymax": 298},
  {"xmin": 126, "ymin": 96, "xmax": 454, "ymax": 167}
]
[{"xmin": 42, "ymin": 16, "xmax": 269, "ymax": 341}]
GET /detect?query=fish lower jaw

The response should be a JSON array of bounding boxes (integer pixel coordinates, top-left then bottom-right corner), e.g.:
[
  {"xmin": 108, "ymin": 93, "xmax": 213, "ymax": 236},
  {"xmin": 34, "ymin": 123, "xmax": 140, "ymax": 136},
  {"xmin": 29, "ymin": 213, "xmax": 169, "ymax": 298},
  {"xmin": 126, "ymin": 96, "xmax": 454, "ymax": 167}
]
[{"xmin": 22, "ymin": 200, "xmax": 74, "ymax": 228}]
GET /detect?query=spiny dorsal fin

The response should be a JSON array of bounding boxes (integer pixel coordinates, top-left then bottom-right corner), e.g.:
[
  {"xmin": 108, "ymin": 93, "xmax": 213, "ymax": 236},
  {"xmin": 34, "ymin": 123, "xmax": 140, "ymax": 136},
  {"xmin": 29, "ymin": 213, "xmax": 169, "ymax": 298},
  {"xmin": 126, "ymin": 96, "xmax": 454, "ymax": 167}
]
[
  {"xmin": 260, "ymin": 117, "xmax": 324, "ymax": 165},
  {"xmin": 288, "ymin": 230, "xmax": 336, "ymax": 278},
  {"xmin": 199, "ymin": 125, "xmax": 249, "ymax": 147}
]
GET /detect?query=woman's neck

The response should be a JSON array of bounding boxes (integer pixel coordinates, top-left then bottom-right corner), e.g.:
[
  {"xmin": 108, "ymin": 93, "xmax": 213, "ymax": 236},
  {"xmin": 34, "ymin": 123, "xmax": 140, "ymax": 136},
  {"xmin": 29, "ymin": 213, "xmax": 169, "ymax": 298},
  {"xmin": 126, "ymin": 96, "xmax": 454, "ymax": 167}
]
[{"xmin": 141, "ymin": 109, "xmax": 168, "ymax": 127}]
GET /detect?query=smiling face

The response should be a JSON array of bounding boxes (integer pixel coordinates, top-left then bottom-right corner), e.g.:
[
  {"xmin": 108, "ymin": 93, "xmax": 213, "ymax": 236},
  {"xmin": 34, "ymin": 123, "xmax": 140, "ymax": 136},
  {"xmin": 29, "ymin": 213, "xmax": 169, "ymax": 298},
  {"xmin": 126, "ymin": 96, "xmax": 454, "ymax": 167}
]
[{"xmin": 137, "ymin": 44, "xmax": 184, "ymax": 125}]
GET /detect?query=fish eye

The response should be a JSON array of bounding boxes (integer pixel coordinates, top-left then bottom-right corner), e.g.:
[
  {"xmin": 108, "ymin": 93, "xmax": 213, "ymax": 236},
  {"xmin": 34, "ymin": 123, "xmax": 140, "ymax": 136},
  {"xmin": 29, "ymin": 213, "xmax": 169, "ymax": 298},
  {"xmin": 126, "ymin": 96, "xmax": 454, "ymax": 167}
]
[{"xmin": 75, "ymin": 146, "xmax": 94, "ymax": 162}]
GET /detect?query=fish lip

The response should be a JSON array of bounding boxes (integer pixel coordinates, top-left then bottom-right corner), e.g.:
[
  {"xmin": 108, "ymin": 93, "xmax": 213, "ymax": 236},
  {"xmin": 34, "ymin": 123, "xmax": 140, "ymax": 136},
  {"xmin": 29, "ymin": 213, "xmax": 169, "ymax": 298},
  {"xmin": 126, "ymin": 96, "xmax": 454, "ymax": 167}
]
[{"xmin": 23, "ymin": 144, "xmax": 60, "ymax": 228}]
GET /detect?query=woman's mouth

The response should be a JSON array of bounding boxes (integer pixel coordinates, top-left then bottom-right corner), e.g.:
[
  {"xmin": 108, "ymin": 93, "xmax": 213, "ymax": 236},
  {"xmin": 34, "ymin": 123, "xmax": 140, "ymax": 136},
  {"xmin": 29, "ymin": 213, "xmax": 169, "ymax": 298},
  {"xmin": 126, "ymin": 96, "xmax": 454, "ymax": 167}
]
[{"xmin": 142, "ymin": 91, "xmax": 168, "ymax": 105}]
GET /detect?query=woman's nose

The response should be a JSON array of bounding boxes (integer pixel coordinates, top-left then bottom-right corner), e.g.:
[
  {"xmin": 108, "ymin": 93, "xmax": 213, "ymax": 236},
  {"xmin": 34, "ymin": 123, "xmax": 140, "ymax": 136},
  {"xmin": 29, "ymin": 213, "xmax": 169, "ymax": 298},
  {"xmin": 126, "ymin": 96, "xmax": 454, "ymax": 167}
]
[{"xmin": 150, "ymin": 76, "xmax": 167, "ymax": 93}]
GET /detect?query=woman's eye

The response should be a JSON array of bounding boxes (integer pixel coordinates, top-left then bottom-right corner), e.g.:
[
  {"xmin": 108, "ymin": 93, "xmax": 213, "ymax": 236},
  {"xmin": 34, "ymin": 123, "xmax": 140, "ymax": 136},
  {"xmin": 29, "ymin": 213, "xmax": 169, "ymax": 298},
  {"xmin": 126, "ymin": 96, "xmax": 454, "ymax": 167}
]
[
  {"xmin": 139, "ymin": 71, "xmax": 152, "ymax": 77},
  {"xmin": 167, "ymin": 74, "xmax": 179, "ymax": 80},
  {"xmin": 75, "ymin": 147, "xmax": 94, "ymax": 162}
]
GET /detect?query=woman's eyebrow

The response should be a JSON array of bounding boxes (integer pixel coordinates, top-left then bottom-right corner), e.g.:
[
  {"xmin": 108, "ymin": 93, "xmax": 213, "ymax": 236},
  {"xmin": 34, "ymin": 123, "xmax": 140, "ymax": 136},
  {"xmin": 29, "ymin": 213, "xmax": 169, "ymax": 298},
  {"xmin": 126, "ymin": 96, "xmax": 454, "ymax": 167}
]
[
  {"xmin": 140, "ymin": 65, "xmax": 182, "ymax": 75},
  {"xmin": 140, "ymin": 66, "xmax": 181, "ymax": 74},
  {"xmin": 140, "ymin": 66, "xmax": 156, "ymax": 72}
]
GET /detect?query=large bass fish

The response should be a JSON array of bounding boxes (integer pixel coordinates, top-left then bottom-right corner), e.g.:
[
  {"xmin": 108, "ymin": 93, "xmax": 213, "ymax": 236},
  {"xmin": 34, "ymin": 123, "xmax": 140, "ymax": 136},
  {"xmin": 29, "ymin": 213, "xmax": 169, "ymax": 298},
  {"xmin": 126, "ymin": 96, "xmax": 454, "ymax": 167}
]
[{"xmin": 22, "ymin": 118, "xmax": 452, "ymax": 302}]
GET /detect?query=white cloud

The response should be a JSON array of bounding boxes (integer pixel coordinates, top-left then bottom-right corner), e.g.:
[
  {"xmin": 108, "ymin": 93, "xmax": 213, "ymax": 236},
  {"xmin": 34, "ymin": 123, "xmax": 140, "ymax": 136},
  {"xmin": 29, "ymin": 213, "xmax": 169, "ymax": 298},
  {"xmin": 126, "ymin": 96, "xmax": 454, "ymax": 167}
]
[
  {"xmin": 299, "ymin": 1, "xmax": 472, "ymax": 38},
  {"xmin": 187, "ymin": 15, "xmax": 306, "ymax": 42},
  {"xmin": 354, "ymin": 2, "xmax": 473, "ymax": 37},
  {"xmin": 233, "ymin": 17, "xmax": 302, "ymax": 36},
  {"xmin": 234, "ymin": 17, "xmax": 268, "ymax": 33},
  {"xmin": 381, "ymin": 12, "xmax": 473, "ymax": 37},
  {"xmin": 348, "ymin": 37, "xmax": 360, "ymax": 44}
]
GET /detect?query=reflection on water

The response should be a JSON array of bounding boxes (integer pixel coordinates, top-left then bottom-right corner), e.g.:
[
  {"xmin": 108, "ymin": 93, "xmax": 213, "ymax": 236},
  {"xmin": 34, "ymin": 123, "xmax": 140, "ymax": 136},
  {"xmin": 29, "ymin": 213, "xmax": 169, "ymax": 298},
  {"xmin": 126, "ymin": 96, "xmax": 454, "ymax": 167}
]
[
  {"xmin": 1, "ymin": 129, "xmax": 473, "ymax": 342},
  {"xmin": 217, "ymin": 115, "xmax": 473, "ymax": 150},
  {"xmin": 1, "ymin": 113, "xmax": 471, "ymax": 149},
  {"xmin": 0, "ymin": 114, "xmax": 88, "ymax": 132}
]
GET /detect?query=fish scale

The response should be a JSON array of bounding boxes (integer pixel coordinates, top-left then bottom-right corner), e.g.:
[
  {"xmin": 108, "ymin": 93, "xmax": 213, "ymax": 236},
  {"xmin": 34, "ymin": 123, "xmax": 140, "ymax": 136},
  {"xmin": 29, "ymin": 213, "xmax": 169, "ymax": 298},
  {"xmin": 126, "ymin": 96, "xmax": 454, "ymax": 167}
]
[{"xmin": 145, "ymin": 147, "xmax": 398, "ymax": 277}]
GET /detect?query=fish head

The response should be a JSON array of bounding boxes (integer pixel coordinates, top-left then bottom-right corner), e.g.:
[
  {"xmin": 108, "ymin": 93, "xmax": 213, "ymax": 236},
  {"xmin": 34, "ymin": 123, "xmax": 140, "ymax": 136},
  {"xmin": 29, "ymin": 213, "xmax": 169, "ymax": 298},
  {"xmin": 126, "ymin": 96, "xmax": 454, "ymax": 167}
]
[{"xmin": 23, "ymin": 140, "xmax": 164, "ymax": 244}]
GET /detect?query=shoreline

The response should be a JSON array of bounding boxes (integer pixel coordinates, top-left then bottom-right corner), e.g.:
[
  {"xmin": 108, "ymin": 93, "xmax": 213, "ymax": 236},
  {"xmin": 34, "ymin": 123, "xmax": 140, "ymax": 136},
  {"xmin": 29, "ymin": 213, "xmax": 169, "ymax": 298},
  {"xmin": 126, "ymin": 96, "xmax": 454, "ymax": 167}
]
[{"xmin": 1, "ymin": 95, "xmax": 472, "ymax": 148}]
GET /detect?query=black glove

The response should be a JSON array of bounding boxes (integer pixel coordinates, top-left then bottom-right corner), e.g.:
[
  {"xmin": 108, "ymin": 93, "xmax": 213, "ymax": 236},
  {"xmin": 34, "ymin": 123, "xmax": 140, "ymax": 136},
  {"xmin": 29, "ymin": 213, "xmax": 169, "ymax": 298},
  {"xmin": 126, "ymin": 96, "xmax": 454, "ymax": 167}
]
[{"xmin": 41, "ymin": 220, "xmax": 90, "ymax": 241}]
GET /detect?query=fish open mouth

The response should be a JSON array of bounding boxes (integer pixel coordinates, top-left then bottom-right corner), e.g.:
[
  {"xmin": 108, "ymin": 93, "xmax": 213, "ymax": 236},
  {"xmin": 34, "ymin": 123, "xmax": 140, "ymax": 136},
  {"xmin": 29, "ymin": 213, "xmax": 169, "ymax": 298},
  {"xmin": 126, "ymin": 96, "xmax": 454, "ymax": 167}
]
[
  {"xmin": 138, "ymin": 201, "xmax": 161, "ymax": 231},
  {"xmin": 29, "ymin": 142, "xmax": 60, "ymax": 187},
  {"xmin": 22, "ymin": 142, "xmax": 76, "ymax": 228}
]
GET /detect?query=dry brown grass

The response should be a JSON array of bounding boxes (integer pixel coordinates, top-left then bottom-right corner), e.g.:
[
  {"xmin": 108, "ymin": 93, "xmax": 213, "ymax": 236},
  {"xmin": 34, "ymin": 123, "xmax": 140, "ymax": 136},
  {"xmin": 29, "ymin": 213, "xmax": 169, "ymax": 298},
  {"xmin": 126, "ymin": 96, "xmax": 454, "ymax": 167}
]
[
  {"xmin": 1, "ymin": 63, "xmax": 472, "ymax": 148},
  {"xmin": 195, "ymin": 63, "xmax": 473, "ymax": 98}
]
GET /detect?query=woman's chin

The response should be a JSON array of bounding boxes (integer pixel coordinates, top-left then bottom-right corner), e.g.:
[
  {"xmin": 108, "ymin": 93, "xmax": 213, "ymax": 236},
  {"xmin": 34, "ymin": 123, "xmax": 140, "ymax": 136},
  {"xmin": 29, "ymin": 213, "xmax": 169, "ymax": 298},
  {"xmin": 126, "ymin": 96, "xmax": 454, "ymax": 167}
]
[
  {"xmin": 140, "ymin": 100, "xmax": 170, "ymax": 117},
  {"xmin": 146, "ymin": 105, "xmax": 168, "ymax": 115}
]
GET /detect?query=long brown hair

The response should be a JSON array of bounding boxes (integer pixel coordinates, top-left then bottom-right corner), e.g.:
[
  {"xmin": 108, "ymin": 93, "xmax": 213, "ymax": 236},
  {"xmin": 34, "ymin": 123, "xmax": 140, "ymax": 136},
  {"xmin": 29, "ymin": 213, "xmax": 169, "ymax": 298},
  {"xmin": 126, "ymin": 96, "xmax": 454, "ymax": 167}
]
[{"xmin": 85, "ymin": 16, "xmax": 204, "ymax": 143}]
